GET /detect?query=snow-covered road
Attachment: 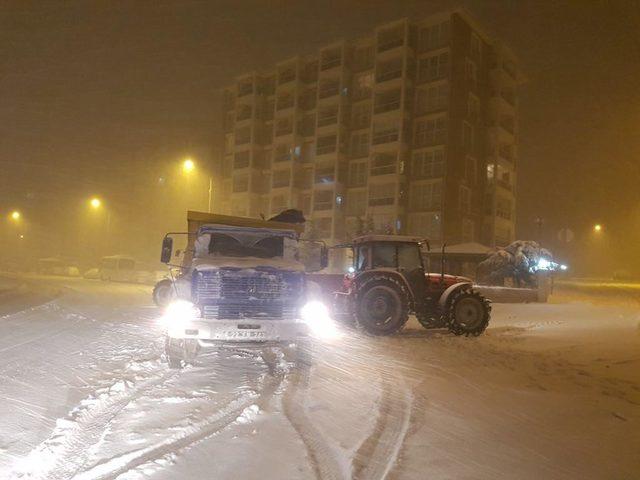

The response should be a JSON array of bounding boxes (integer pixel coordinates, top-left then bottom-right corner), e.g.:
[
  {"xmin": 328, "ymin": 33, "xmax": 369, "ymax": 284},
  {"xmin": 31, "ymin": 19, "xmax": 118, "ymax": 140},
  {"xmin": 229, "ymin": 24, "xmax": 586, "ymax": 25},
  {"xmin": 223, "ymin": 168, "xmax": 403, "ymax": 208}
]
[{"xmin": 0, "ymin": 276, "xmax": 638, "ymax": 480}]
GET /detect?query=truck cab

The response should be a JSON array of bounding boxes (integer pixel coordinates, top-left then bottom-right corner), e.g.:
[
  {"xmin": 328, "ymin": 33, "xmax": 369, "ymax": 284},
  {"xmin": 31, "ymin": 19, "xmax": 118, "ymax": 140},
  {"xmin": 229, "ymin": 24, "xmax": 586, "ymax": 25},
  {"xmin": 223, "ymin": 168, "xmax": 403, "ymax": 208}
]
[{"xmin": 159, "ymin": 211, "xmax": 332, "ymax": 368}]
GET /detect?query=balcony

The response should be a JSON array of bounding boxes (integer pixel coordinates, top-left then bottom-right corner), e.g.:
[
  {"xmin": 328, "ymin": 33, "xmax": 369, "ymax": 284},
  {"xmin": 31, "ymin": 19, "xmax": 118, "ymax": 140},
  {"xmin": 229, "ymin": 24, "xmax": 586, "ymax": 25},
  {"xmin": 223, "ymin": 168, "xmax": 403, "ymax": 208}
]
[
  {"xmin": 237, "ymin": 82, "xmax": 254, "ymax": 97},
  {"xmin": 374, "ymin": 99, "xmax": 400, "ymax": 114},
  {"xmin": 377, "ymin": 38, "xmax": 403, "ymax": 53},
  {"xmin": 276, "ymin": 96, "xmax": 295, "ymax": 111},
  {"xmin": 317, "ymin": 113, "xmax": 338, "ymax": 127},
  {"xmin": 376, "ymin": 69, "xmax": 402, "ymax": 83},
  {"xmin": 372, "ymin": 128, "xmax": 399, "ymax": 145},
  {"xmin": 318, "ymin": 83, "xmax": 340, "ymax": 99},
  {"xmin": 320, "ymin": 57, "xmax": 341, "ymax": 71}
]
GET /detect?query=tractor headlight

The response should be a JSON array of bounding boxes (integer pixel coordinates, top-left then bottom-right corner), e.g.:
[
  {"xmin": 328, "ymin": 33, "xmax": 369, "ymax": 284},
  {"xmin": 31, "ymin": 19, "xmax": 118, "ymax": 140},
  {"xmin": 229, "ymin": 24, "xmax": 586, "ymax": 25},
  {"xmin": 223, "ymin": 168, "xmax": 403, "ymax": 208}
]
[
  {"xmin": 161, "ymin": 300, "xmax": 200, "ymax": 326},
  {"xmin": 301, "ymin": 300, "xmax": 340, "ymax": 340}
]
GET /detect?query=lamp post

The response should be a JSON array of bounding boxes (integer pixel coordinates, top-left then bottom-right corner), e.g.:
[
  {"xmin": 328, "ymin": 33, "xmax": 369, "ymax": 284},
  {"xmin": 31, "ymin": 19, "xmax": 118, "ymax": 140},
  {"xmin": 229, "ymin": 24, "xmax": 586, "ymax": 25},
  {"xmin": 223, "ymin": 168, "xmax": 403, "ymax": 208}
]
[
  {"xmin": 89, "ymin": 197, "xmax": 111, "ymax": 253},
  {"xmin": 181, "ymin": 158, "xmax": 213, "ymax": 213}
]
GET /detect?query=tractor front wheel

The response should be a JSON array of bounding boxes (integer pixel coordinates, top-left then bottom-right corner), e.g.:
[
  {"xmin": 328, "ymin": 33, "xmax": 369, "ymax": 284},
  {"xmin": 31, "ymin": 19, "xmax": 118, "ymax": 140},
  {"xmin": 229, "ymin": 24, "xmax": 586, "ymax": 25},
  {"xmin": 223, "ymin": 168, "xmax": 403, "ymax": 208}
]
[
  {"xmin": 446, "ymin": 289, "xmax": 491, "ymax": 336},
  {"xmin": 355, "ymin": 277, "xmax": 409, "ymax": 336}
]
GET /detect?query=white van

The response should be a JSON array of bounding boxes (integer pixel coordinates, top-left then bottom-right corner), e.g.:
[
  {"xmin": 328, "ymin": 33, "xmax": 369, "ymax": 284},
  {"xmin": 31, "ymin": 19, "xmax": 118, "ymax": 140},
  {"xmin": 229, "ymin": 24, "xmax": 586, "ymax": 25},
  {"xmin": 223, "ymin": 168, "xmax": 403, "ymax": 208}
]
[{"xmin": 99, "ymin": 255, "xmax": 137, "ymax": 282}]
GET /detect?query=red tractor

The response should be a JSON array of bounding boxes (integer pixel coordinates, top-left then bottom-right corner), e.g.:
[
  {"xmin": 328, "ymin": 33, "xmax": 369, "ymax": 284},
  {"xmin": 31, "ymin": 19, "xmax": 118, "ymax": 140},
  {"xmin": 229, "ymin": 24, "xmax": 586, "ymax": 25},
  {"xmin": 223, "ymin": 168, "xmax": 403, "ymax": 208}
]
[{"xmin": 334, "ymin": 235, "xmax": 491, "ymax": 336}]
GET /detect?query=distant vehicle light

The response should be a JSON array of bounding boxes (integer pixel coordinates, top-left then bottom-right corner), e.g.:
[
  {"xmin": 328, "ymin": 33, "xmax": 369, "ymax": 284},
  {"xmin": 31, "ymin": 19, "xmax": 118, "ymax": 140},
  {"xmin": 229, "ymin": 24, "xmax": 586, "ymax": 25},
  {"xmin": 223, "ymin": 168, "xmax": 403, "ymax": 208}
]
[{"xmin": 536, "ymin": 258, "xmax": 551, "ymax": 270}]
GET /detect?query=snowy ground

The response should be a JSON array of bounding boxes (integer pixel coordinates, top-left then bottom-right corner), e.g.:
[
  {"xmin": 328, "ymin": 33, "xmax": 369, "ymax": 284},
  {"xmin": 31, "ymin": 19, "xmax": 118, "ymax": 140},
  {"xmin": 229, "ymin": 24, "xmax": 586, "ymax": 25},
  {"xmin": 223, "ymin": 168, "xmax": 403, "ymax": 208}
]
[{"xmin": 0, "ymin": 275, "xmax": 638, "ymax": 480}]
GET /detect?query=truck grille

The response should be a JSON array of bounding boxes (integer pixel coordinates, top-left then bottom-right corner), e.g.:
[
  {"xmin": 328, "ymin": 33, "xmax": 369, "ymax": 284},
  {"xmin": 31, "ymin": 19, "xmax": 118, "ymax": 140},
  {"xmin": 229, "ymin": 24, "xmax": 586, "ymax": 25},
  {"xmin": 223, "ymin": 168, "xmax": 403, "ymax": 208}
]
[{"xmin": 193, "ymin": 268, "xmax": 302, "ymax": 320}]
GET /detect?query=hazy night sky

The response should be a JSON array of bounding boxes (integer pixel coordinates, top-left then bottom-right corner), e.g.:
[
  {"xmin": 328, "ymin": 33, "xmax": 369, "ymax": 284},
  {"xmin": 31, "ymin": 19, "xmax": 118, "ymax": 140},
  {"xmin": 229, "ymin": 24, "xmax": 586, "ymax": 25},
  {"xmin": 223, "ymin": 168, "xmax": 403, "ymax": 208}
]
[{"xmin": 1, "ymin": 1, "xmax": 639, "ymax": 268}]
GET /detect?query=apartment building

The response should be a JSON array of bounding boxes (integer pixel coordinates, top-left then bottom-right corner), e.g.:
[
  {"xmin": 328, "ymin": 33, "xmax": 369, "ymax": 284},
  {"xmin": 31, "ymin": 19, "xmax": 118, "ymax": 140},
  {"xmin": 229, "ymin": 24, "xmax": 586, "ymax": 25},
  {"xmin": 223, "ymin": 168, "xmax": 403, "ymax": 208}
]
[{"xmin": 216, "ymin": 9, "xmax": 520, "ymax": 249}]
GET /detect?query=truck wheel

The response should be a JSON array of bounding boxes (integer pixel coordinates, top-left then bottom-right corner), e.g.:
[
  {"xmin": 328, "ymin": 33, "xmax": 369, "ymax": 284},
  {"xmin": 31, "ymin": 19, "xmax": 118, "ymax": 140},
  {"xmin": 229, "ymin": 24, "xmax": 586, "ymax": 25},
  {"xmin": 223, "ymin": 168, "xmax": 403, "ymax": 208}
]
[
  {"xmin": 153, "ymin": 279, "xmax": 174, "ymax": 307},
  {"xmin": 355, "ymin": 277, "xmax": 409, "ymax": 335},
  {"xmin": 446, "ymin": 289, "xmax": 491, "ymax": 336}
]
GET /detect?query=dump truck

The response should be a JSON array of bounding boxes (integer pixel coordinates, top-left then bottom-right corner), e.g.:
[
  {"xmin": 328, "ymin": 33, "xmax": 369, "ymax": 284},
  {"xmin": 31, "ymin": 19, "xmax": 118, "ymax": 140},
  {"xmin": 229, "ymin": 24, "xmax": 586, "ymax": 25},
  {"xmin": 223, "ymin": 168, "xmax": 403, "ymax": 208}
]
[{"xmin": 158, "ymin": 211, "xmax": 333, "ymax": 368}]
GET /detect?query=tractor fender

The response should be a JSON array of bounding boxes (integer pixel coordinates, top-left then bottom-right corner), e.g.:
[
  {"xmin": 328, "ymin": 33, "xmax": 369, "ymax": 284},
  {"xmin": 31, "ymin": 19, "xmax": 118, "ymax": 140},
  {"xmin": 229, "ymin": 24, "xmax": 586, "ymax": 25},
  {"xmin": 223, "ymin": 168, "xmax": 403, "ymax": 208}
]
[
  {"xmin": 353, "ymin": 269, "xmax": 416, "ymax": 304},
  {"xmin": 437, "ymin": 281, "xmax": 473, "ymax": 309}
]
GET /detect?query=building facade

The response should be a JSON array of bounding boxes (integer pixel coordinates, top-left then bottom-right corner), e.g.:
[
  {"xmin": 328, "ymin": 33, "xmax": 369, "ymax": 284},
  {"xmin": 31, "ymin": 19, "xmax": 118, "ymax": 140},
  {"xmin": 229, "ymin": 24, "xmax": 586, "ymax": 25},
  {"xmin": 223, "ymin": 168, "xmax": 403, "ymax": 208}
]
[{"xmin": 216, "ymin": 10, "xmax": 519, "ymax": 249}]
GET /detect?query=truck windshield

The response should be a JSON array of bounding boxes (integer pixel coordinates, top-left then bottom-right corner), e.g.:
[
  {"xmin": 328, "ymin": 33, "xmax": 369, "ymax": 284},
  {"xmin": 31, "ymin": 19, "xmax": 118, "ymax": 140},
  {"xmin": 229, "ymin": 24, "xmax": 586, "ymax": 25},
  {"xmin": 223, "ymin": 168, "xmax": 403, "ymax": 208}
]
[{"xmin": 208, "ymin": 233, "xmax": 284, "ymax": 258}]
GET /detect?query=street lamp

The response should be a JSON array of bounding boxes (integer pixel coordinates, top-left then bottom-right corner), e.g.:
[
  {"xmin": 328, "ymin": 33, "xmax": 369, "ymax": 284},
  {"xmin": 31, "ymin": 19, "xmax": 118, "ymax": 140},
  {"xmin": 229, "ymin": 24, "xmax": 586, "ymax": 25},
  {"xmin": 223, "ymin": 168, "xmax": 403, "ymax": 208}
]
[
  {"xmin": 182, "ymin": 158, "xmax": 195, "ymax": 174},
  {"xmin": 593, "ymin": 224, "xmax": 602, "ymax": 233},
  {"xmin": 180, "ymin": 157, "xmax": 213, "ymax": 212},
  {"xmin": 90, "ymin": 197, "xmax": 102, "ymax": 209},
  {"xmin": 10, "ymin": 210, "xmax": 21, "ymax": 221}
]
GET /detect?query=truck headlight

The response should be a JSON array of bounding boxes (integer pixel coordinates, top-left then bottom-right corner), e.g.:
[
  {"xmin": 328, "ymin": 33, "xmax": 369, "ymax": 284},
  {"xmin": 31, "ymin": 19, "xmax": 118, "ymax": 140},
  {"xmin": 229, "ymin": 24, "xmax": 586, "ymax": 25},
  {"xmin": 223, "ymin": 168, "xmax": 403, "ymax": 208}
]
[
  {"xmin": 301, "ymin": 301, "xmax": 340, "ymax": 340},
  {"xmin": 161, "ymin": 300, "xmax": 200, "ymax": 326}
]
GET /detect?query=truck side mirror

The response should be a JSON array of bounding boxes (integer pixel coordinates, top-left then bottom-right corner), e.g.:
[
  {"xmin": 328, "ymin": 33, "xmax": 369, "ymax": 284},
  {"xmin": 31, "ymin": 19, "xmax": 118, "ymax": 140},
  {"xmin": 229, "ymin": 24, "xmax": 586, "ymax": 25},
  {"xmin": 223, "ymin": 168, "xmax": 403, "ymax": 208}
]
[
  {"xmin": 320, "ymin": 246, "xmax": 329, "ymax": 269},
  {"xmin": 160, "ymin": 237, "xmax": 173, "ymax": 264}
]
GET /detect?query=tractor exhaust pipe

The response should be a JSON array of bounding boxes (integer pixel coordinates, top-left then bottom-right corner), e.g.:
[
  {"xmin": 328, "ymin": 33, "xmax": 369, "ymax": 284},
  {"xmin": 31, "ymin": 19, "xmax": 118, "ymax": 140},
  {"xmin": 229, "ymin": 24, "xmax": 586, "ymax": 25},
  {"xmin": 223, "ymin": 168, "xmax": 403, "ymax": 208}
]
[{"xmin": 441, "ymin": 243, "xmax": 447, "ymax": 281}]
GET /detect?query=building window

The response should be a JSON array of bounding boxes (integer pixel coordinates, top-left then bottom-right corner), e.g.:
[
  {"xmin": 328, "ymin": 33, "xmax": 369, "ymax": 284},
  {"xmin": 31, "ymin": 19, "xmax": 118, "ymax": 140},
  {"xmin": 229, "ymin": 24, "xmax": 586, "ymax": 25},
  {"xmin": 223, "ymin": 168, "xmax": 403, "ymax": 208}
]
[
  {"xmin": 316, "ymin": 134, "xmax": 337, "ymax": 155},
  {"xmin": 372, "ymin": 120, "xmax": 400, "ymax": 145},
  {"xmin": 298, "ymin": 193, "xmax": 311, "ymax": 215},
  {"xmin": 275, "ymin": 116, "xmax": 293, "ymax": 136},
  {"xmin": 314, "ymin": 190, "xmax": 333, "ymax": 210},
  {"xmin": 319, "ymin": 78, "xmax": 340, "ymax": 98},
  {"xmin": 346, "ymin": 190, "xmax": 367, "ymax": 216},
  {"xmin": 232, "ymin": 174, "xmax": 249, "ymax": 193},
  {"xmin": 274, "ymin": 144, "xmax": 291, "ymax": 163},
  {"xmin": 317, "ymin": 105, "xmax": 339, "ymax": 127},
  {"xmin": 410, "ymin": 181, "xmax": 442, "ymax": 210},
  {"xmin": 233, "ymin": 151, "xmax": 250, "ymax": 169},
  {"xmin": 459, "ymin": 185, "xmax": 471, "ymax": 214},
  {"xmin": 374, "ymin": 88, "xmax": 401, "ymax": 114},
  {"xmin": 368, "ymin": 182, "xmax": 396, "ymax": 206},
  {"xmin": 350, "ymin": 132, "xmax": 369, "ymax": 158},
  {"xmin": 412, "ymin": 148, "xmax": 445, "ymax": 178},
  {"xmin": 417, "ymin": 52, "xmax": 449, "ymax": 82},
  {"xmin": 414, "ymin": 115, "xmax": 447, "ymax": 147},
  {"xmin": 348, "ymin": 161, "xmax": 367, "ymax": 187},
  {"xmin": 416, "ymin": 83, "xmax": 448, "ymax": 115},
  {"xmin": 234, "ymin": 126, "xmax": 251, "ymax": 145},
  {"xmin": 370, "ymin": 153, "xmax": 396, "ymax": 176},
  {"xmin": 320, "ymin": 48, "xmax": 342, "ymax": 70},
  {"xmin": 278, "ymin": 65, "xmax": 296, "ymax": 85},
  {"xmin": 315, "ymin": 164, "xmax": 335, "ymax": 184},
  {"xmin": 272, "ymin": 169, "xmax": 290, "ymax": 188},
  {"xmin": 496, "ymin": 196, "xmax": 512, "ymax": 220},
  {"xmin": 376, "ymin": 57, "xmax": 403, "ymax": 83},
  {"xmin": 299, "ymin": 113, "xmax": 316, "ymax": 137},
  {"xmin": 237, "ymin": 78, "xmax": 254, "ymax": 97},
  {"xmin": 276, "ymin": 91, "xmax": 294, "ymax": 110},
  {"xmin": 418, "ymin": 21, "xmax": 449, "ymax": 52},
  {"xmin": 236, "ymin": 104, "xmax": 252, "ymax": 121}
]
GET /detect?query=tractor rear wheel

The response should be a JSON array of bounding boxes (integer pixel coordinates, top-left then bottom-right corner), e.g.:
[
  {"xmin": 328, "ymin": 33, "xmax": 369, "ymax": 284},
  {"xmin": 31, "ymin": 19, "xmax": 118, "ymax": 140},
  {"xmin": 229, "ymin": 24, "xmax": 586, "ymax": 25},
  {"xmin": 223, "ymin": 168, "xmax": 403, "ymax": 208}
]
[
  {"xmin": 446, "ymin": 289, "xmax": 491, "ymax": 336},
  {"xmin": 355, "ymin": 277, "xmax": 409, "ymax": 335}
]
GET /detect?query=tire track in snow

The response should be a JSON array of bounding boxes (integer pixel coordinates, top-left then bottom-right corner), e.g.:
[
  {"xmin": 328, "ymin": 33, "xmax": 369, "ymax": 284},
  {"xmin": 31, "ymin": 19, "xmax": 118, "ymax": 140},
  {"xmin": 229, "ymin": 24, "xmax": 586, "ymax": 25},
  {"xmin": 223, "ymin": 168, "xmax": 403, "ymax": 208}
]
[
  {"xmin": 73, "ymin": 367, "xmax": 286, "ymax": 480},
  {"xmin": 9, "ymin": 365, "xmax": 178, "ymax": 480},
  {"xmin": 352, "ymin": 375, "xmax": 413, "ymax": 480},
  {"xmin": 282, "ymin": 360, "xmax": 348, "ymax": 480}
]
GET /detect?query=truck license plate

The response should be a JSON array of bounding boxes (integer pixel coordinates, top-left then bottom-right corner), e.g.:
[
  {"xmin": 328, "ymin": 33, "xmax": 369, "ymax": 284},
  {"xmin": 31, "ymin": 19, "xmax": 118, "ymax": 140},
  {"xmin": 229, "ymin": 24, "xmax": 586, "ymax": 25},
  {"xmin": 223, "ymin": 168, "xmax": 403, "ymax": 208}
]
[{"xmin": 219, "ymin": 330, "xmax": 267, "ymax": 339}]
